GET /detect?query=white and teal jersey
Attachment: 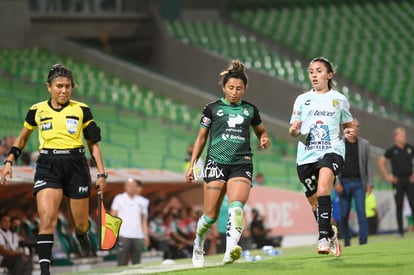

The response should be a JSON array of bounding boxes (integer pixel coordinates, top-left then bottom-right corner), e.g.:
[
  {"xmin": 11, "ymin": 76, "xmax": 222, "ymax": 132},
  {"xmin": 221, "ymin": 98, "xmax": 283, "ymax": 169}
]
[{"xmin": 290, "ymin": 89, "xmax": 353, "ymax": 165}]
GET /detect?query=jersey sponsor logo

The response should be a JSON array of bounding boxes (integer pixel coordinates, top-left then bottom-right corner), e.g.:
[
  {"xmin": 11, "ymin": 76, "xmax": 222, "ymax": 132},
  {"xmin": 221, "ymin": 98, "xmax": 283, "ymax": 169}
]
[
  {"xmin": 221, "ymin": 133, "xmax": 245, "ymax": 141},
  {"xmin": 305, "ymin": 99, "xmax": 311, "ymax": 105},
  {"xmin": 227, "ymin": 114, "xmax": 244, "ymax": 127},
  {"xmin": 66, "ymin": 118, "xmax": 78, "ymax": 134},
  {"xmin": 332, "ymin": 163, "xmax": 339, "ymax": 171},
  {"xmin": 41, "ymin": 122, "xmax": 52, "ymax": 131},
  {"xmin": 217, "ymin": 109, "xmax": 224, "ymax": 117},
  {"xmin": 313, "ymin": 110, "xmax": 335, "ymax": 116},
  {"xmin": 245, "ymin": 171, "xmax": 252, "ymax": 178},
  {"xmin": 34, "ymin": 180, "xmax": 47, "ymax": 189},
  {"xmin": 305, "ymin": 120, "xmax": 332, "ymax": 150}
]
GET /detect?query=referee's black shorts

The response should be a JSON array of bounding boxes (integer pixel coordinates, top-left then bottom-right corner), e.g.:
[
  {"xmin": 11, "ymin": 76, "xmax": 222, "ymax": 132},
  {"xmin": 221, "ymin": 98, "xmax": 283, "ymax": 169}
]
[{"xmin": 34, "ymin": 148, "xmax": 91, "ymax": 198}]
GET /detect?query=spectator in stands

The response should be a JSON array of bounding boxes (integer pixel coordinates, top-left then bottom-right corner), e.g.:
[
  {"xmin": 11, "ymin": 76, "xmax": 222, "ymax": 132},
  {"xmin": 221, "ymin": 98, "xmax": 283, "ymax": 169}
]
[
  {"xmin": 289, "ymin": 57, "xmax": 353, "ymax": 257},
  {"xmin": 0, "ymin": 213, "xmax": 32, "ymax": 275},
  {"xmin": 149, "ymin": 210, "xmax": 170, "ymax": 260},
  {"xmin": 378, "ymin": 127, "xmax": 414, "ymax": 237},
  {"xmin": 335, "ymin": 118, "xmax": 372, "ymax": 246},
  {"xmin": 1, "ymin": 64, "xmax": 107, "ymax": 275},
  {"xmin": 0, "ymin": 143, "xmax": 7, "ymax": 163},
  {"xmin": 10, "ymin": 216, "xmax": 35, "ymax": 256},
  {"xmin": 185, "ymin": 59, "xmax": 271, "ymax": 267},
  {"xmin": 252, "ymin": 172, "xmax": 265, "ymax": 186},
  {"xmin": 249, "ymin": 208, "xmax": 282, "ymax": 249},
  {"xmin": 111, "ymin": 178, "xmax": 149, "ymax": 266},
  {"xmin": 163, "ymin": 210, "xmax": 192, "ymax": 259}
]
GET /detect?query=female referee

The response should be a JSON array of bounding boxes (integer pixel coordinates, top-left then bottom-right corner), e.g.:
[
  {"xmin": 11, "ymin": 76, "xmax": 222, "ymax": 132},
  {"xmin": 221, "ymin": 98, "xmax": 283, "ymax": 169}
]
[
  {"xmin": 185, "ymin": 60, "xmax": 270, "ymax": 267},
  {"xmin": 1, "ymin": 64, "xmax": 107, "ymax": 275},
  {"xmin": 289, "ymin": 57, "xmax": 353, "ymax": 257}
]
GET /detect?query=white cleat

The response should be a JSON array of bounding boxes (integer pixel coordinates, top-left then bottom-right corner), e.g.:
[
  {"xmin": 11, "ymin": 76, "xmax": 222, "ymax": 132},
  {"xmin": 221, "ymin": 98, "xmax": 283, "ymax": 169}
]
[
  {"xmin": 192, "ymin": 247, "xmax": 205, "ymax": 268},
  {"xmin": 317, "ymin": 237, "xmax": 331, "ymax": 255},
  {"xmin": 223, "ymin": 245, "xmax": 242, "ymax": 264}
]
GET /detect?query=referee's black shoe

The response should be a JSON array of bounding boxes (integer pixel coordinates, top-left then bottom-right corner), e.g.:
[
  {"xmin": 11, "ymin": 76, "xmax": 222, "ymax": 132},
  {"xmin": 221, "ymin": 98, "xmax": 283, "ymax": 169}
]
[{"xmin": 76, "ymin": 231, "xmax": 91, "ymax": 257}]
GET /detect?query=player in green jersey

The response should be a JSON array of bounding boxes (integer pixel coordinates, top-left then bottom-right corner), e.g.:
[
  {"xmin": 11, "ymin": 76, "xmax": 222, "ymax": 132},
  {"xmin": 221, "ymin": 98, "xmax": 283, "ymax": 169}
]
[{"xmin": 185, "ymin": 60, "xmax": 270, "ymax": 267}]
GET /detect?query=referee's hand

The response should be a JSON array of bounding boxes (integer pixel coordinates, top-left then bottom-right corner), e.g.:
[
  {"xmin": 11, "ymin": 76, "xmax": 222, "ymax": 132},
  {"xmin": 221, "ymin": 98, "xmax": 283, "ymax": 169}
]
[
  {"xmin": 1, "ymin": 163, "xmax": 13, "ymax": 186},
  {"xmin": 95, "ymin": 177, "xmax": 106, "ymax": 191}
]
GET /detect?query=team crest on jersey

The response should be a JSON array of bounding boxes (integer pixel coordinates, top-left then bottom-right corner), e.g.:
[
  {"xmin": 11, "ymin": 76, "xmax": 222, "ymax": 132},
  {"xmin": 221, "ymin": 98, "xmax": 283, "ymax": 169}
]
[
  {"xmin": 227, "ymin": 114, "xmax": 244, "ymax": 127},
  {"xmin": 66, "ymin": 118, "xmax": 78, "ymax": 134},
  {"xmin": 243, "ymin": 108, "xmax": 249, "ymax": 116},
  {"xmin": 332, "ymin": 99, "xmax": 339, "ymax": 108}
]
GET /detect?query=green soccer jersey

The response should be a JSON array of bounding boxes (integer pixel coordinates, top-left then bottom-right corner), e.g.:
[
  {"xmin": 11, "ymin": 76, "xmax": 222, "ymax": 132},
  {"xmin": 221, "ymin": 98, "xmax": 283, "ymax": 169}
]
[{"xmin": 200, "ymin": 98, "xmax": 262, "ymax": 165}]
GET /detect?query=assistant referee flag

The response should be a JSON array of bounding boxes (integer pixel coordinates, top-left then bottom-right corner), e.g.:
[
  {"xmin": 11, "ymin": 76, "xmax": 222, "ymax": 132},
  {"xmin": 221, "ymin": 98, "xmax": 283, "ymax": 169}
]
[{"xmin": 97, "ymin": 191, "xmax": 122, "ymax": 250}]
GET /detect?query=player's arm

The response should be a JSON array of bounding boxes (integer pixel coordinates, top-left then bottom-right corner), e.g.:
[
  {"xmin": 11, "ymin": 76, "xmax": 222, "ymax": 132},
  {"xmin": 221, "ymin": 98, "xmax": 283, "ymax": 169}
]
[
  {"xmin": 1, "ymin": 127, "xmax": 33, "ymax": 185},
  {"xmin": 289, "ymin": 120, "xmax": 302, "ymax": 137},
  {"xmin": 378, "ymin": 155, "xmax": 396, "ymax": 184},
  {"xmin": 342, "ymin": 121, "xmax": 354, "ymax": 139},
  {"xmin": 141, "ymin": 212, "xmax": 150, "ymax": 247},
  {"xmin": 253, "ymin": 124, "xmax": 270, "ymax": 149},
  {"xmin": 185, "ymin": 127, "xmax": 209, "ymax": 183}
]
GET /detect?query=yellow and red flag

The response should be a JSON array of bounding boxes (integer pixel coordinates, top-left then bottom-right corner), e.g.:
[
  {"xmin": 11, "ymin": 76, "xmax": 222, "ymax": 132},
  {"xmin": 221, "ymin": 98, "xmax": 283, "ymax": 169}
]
[{"xmin": 97, "ymin": 192, "xmax": 122, "ymax": 250}]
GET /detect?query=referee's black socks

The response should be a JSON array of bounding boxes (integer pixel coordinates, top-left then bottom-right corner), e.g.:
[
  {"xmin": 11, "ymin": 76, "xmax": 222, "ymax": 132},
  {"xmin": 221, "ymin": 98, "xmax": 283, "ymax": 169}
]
[{"xmin": 37, "ymin": 234, "xmax": 53, "ymax": 274}]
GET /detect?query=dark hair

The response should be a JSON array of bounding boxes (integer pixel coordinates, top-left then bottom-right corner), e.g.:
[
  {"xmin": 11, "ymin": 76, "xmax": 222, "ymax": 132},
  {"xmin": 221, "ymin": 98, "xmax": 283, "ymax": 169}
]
[
  {"xmin": 219, "ymin": 59, "xmax": 248, "ymax": 87},
  {"xmin": 309, "ymin": 57, "xmax": 336, "ymax": 90},
  {"xmin": 47, "ymin": 64, "xmax": 76, "ymax": 88}
]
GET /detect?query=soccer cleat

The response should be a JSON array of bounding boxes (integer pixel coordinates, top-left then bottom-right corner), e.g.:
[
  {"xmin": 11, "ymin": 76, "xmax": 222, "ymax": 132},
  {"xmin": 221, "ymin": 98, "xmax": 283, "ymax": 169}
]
[
  {"xmin": 329, "ymin": 225, "xmax": 342, "ymax": 257},
  {"xmin": 192, "ymin": 247, "xmax": 205, "ymax": 268},
  {"xmin": 76, "ymin": 232, "xmax": 91, "ymax": 257},
  {"xmin": 223, "ymin": 245, "xmax": 242, "ymax": 264},
  {"xmin": 317, "ymin": 237, "xmax": 331, "ymax": 254}
]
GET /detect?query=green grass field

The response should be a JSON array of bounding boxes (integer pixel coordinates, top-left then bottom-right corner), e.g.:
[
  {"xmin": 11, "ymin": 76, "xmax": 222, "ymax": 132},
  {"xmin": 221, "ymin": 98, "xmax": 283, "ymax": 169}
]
[{"xmin": 58, "ymin": 232, "xmax": 414, "ymax": 275}]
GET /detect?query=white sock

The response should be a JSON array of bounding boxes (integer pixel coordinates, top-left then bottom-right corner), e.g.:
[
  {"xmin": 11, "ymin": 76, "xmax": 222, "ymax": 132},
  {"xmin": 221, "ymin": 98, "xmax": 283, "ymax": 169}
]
[
  {"xmin": 194, "ymin": 215, "xmax": 216, "ymax": 249},
  {"xmin": 225, "ymin": 201, "xmax": 244, "ymax": 254}
]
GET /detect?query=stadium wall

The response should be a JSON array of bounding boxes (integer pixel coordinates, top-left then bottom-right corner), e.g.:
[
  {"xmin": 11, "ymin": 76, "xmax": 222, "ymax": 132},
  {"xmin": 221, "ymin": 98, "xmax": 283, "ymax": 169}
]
[{"xmin": 0, "ymin": 0, "xmax": 31, "ymax": 48}]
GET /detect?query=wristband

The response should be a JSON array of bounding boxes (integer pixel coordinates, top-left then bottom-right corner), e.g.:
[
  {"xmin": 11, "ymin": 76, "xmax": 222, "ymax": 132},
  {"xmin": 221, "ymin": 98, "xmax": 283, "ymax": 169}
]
[
  {"xmin": 8, "ymin": 146, "xmax": 22, "ymax": 160},
  {"xmin": 97, "ymin": 172, "xmax": 108, "ymax": 179},
  {"xmin": 3, "ymin": 160, "xmax": 13, "ymax": 166}
]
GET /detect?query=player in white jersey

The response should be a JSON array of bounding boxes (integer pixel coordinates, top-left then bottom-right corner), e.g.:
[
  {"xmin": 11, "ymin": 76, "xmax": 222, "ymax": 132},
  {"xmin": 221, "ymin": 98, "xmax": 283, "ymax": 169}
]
[{"xmin": 289, "ymin": 57, "xmax": 354, "ymax": 257}]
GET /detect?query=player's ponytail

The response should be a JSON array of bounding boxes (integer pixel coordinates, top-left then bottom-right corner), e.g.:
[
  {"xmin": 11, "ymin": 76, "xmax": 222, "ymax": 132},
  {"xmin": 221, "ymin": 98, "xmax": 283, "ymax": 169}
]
[{"xmin": 219, "ymin": 59, "xmax": 248, "ymax": 87}]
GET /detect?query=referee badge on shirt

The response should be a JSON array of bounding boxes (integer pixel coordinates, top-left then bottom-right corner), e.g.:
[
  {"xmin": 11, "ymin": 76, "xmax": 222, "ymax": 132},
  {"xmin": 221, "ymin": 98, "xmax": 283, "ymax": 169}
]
[{"xmin": 66, "ymin": 117, "xmax": 79, "ymax": 134}]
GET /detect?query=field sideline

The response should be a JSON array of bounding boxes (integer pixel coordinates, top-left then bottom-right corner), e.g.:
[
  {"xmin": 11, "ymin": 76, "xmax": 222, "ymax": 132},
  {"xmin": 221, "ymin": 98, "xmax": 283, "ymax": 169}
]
[{"xmin": 58, "ymin": 232, "xmax": 414, "ymax": 275}]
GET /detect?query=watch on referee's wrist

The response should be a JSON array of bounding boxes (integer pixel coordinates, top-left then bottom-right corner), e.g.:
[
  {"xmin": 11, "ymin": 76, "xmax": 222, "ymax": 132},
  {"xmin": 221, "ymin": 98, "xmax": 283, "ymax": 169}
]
[{"xmin": 97, "ymin": 172, "xmax": 108, "ymax": 179}]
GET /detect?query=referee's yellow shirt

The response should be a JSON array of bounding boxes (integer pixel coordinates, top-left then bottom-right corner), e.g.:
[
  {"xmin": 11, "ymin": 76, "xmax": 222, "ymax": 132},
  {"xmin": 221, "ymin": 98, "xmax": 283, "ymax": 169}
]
[{"xmin": 24, "ymin": 99, "xmax": 94, "ymax": 149}]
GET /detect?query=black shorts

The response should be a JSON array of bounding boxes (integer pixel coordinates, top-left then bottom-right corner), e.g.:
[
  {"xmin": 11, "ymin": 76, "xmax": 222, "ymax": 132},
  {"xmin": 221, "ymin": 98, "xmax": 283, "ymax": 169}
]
[
  {"xmin": 203, "ymin": 158, "xmax": 253, "ymax": 184},
  {"xmin": 296, "ymin": 153, "xmax": 344, "ymax": 197},
  {"xmin": 34, "ymin": 150, "xmax": 91, "ymax": 198}
]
